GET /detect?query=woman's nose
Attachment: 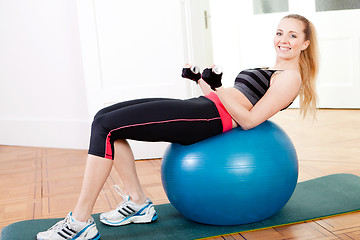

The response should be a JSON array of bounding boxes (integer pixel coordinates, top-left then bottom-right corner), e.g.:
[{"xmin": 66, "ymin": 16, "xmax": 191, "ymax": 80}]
[{"xmin": 280, "ymin": 35, "xmax": 289, "ymax": 43}]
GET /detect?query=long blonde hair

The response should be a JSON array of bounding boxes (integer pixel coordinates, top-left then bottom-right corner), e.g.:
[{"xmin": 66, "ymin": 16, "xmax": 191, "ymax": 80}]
[{"xmin": 283, "ymin": 14, "xmax": 319, "ymax": 118}]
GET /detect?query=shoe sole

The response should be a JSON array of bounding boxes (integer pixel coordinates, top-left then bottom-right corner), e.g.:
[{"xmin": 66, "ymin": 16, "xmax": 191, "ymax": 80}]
[
  {"xmin": 37, "ymin": 229, "xmax": 100, "ymax": 240},
  {"xmin": 100, "ymin": 212, "xmax": 158, "ymax": 226}
]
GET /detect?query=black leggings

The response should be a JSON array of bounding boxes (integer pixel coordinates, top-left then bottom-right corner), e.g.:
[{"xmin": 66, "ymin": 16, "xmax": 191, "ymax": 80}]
[{"xmin": 88, "ymin": 96, "xmax": 223, "ymax": 160}]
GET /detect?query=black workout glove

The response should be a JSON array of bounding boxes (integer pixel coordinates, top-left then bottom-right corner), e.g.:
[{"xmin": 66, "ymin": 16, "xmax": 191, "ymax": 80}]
[
  {"xmin": 201, "ymin": 66, "xmax": 223, "ymax": 90},
  {"xmin": 182, "ymin": 66, "xmax": 201, "ymax": 83}
]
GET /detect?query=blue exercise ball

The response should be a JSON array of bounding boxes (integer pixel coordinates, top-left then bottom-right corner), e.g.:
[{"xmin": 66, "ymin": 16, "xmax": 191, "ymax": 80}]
[{"xmin": 161, "ymin": 121, "xmax": 298, "ymax": 225}]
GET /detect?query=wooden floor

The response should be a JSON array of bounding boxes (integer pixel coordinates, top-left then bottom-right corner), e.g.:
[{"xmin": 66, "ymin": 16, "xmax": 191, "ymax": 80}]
[{"xmin": 0, "ymin": 109, "xmax": 360, "ymax": 239}]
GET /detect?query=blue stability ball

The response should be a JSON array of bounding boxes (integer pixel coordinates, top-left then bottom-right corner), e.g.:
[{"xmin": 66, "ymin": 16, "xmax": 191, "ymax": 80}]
[{"xmin": 161, "ymin": 121, "xmax": 298, "ymax": 225}]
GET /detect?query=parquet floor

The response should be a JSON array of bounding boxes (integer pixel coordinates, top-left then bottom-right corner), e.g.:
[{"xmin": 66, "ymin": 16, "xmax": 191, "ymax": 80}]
[{"xmin": 0, "ymin": 109, "xmax": 360, "ymax": 239}]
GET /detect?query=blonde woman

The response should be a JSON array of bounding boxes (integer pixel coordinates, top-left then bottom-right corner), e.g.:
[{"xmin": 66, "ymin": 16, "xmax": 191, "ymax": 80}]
[{"xmin": 37, "ymin": 14, "xmax": 319, "ymax": 240}]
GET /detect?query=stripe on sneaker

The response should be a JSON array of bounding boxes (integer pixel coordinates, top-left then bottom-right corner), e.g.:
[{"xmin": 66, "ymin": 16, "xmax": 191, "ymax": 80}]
[
  {"xmin": 126, "ymin": 206, "xmax": 136, "ymax": 213},
  {"xmin": 62, "ymin": 228, "xmax": 73, "ymax": 236},
  {"xmin": 57, "ymin": 226, "xmax": 77, "ymax": 239},
  {"xmin": 118, "ymin": 209, "xmax": 129, "ymax": 217},
  {"xmin": 122, "ymin": 207, "xmax": 134, "ymax": 215},
  {"xmin": 57, "ymin": 231, "xmax": 72, "ymax": 239},
  {"xmin": 66, "ymin": 226, "xmax": 77, "ymax": 234},
  {"xmin": 118, "ymin": 207, "xmax": 136, "ymax": 217}
]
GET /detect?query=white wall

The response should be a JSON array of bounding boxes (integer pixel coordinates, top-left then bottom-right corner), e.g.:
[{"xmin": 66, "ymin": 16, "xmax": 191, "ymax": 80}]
[
  {"xmin": 0, "ymin": 0, "xmax": 90, "ymax": 149},
  {"xmin": 209, "ymin": 0, "xmax": 279, "ymax": 87},
  {"xmin": 209, "ymin": 0, "xmax": 243, "ymax": 88}
]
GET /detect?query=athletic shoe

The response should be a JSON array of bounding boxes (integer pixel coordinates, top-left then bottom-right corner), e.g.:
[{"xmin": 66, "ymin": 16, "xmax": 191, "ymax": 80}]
[
  {"xmin": 36, "ymin": 212, "xmax": 100, "ymax": 240},
  {"xmin": 99, "ymin": 185, "xmax": 158, "ymax": 226}
]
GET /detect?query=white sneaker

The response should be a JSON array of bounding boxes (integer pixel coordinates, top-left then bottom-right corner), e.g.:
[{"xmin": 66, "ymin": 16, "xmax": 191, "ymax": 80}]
[
  {"xmin": 99, "ymin": 185, "xmax": 158, "ymax": 226},
  {"xmin": 36, "ymin": 212, "xmax": 100, "ymax": 240}
]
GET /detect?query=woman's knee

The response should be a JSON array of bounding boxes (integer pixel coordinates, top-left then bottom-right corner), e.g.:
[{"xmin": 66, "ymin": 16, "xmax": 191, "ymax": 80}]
[
  {"xmin": 93, "ymin": 107, "xmax": 109, "ymax": 121},
  {"xmin": 90, "ymin": 114, "xmax": 110, "ymax": 138}
]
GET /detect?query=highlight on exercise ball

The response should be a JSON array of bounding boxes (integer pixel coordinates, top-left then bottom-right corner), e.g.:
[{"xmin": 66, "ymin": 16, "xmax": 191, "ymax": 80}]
[{"xmin": 161, "ymin": 121, "xmax": 298, "ymax": 225}]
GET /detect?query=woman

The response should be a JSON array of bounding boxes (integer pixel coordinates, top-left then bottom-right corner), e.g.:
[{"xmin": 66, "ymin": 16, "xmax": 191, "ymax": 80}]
[{"xmin": 37, "ymin": 14, "xmax": 319, "ymax": 240}]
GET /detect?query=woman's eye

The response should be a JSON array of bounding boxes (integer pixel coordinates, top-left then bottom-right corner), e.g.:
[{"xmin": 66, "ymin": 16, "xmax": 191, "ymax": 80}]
[
  {"xmin": 276, "ymin": 32, "xmax": 282, "ymax": 36},
  {"xmin": 291, "ymin": 34, "xmax": 297, "ymax": 38}
]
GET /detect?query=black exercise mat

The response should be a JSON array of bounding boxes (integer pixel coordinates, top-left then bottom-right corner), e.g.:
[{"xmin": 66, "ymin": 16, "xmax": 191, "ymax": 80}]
[{"xmin": 2, "ymin": 174, "xmax": 360, "ymax": 240}]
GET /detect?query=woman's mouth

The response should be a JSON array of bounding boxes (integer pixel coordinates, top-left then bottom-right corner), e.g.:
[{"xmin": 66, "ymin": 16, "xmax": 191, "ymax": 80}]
[{"xmin": 278, "ymin": 46, "xmax": 291, "ymax": 51}]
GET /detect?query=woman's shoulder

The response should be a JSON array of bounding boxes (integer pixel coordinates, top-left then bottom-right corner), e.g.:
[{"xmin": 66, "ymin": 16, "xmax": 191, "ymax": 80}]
[
  {"xmin": 270, "ymin": 69, "xmax": 301, "ymax": 87},
  {"xmin": 274, "ymin": 69, "xmax": 301, "ymax": 80}
]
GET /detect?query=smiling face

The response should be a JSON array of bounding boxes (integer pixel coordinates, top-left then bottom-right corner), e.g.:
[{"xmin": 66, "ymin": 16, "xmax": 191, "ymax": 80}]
[{"xmin": 274, "ymin": 18, "xmax": 310, "ymax": 61}]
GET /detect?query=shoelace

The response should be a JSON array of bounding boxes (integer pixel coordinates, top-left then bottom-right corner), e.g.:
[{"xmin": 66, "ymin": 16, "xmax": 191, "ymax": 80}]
[
  {"xmin": 113, "ymin": 185, "xmax": 126, "ymax": 200},
  {"xmin": 113, "ymin": 185, "xmax": 132, "ymax": 207},
  {"xmin": 47, "ymin": 215, "xmax": 71, "ymax": 232}
]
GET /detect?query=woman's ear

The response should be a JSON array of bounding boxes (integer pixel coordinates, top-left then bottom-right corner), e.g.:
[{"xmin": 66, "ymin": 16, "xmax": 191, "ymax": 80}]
[{"xmin": 301, "ymin": 40, "xmax": 310, "ymax": 51}]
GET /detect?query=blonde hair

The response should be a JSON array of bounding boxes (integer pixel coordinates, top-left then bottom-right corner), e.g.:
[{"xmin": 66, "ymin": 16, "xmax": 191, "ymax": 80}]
[{"xmin": 283, "ymin": 14, "xmax": 319, "ymax": 118}]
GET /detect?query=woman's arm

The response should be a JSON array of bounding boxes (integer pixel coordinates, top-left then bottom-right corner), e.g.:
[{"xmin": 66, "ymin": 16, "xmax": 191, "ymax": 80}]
[
  {"xmin": 198, "ymin": 79, "xmax": 214, "ymax": 95},
  {"xmin": 216, "ymin": 70, "xmax": 301, "ymax": 130}
]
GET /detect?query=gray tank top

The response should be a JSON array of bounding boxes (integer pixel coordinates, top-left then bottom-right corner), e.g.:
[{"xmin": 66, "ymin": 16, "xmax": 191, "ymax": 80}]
[{"xmin": 233, "ymin": 68, "xmax": 277, "ymax": 105}]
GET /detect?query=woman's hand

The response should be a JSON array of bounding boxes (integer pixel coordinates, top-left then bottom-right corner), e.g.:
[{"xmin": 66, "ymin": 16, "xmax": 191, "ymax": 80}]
[
  {"xmin": 181, "ymin": 64, "xmax": 201, "ymax": 83},
  {"xmin": 201, "ymin": 65, "xmax": 223, "ymax": 90}
]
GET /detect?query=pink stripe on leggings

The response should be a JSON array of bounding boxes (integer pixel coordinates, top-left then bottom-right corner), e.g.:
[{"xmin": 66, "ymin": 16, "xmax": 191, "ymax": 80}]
[
  {"xmin": 205, "ymin": 92, "xmax": 233, "ymax": 133},
  {"xmin": 104, "ymin": 117, "xmax": 222, "ymax": 160}
]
